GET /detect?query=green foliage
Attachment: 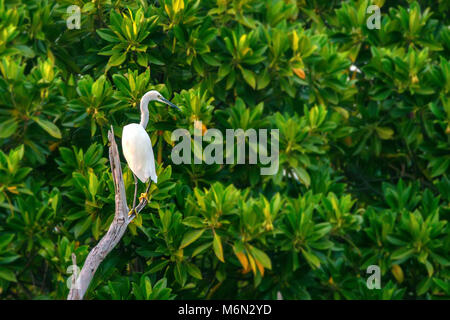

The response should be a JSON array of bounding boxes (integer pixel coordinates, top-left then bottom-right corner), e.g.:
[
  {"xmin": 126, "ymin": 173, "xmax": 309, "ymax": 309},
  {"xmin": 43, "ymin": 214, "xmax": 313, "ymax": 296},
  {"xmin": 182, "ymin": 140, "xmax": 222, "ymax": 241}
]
[{"xmin": 0, "ymin": 0, "xmax": 448, "ymax": 300}]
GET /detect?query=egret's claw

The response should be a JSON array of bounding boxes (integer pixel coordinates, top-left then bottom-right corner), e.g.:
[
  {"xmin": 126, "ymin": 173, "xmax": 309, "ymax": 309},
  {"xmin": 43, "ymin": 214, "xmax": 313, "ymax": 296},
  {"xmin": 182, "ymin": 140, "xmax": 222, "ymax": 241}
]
[
  {"xmin": 139, "ymin": 192, "xmax": 148, "ymax": 202},
  {"xmin": 128, "ymin": 209, "xmax": 136, "ymax": 217}
]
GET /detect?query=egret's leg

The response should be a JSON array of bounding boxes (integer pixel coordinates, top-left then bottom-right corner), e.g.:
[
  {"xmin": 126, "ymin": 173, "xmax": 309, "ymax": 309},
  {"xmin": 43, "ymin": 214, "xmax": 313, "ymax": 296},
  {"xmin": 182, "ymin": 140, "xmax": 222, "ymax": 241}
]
[
  {"xmin": 139, "ymin": 181, "xmax": 152, "ymax": 202},
  {"xmin": 132, "ymin": 174, "xmax": 138, "ymax": 209},
  {"xmin": 128, "ymin": 174, "xmax": 138, "ymax": 217}
]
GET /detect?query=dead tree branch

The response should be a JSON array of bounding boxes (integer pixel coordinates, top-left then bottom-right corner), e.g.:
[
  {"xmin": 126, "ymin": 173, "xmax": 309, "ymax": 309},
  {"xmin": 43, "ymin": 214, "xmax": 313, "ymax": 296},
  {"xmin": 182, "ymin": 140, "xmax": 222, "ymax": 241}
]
[{"xmin": 67, "ymin": 126, "xmax": 149, "ymax": 300}]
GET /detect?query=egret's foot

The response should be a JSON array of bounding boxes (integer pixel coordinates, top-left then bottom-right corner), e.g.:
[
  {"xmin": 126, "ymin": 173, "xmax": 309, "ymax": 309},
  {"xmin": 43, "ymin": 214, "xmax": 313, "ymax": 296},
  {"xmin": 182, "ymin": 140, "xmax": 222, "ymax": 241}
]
[
  {"xmin": 128, "ymin": 209, "xmax": 136, "ymax": 217},
  {"xmin": 139, "ymin": 192, "xmax": 148, "ymax": 202}
]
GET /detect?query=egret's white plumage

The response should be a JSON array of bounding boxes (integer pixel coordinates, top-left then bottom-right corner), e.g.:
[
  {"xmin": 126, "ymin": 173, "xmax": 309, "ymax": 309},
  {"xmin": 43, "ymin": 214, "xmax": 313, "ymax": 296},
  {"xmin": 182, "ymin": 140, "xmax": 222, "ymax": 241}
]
[
  {"xmin": 122, "ymin": 123, "xmax": 157, "ymax": 183},
  {"xmin": 121, "ymin": 90, "xmax": 179, "ymax": 213}
]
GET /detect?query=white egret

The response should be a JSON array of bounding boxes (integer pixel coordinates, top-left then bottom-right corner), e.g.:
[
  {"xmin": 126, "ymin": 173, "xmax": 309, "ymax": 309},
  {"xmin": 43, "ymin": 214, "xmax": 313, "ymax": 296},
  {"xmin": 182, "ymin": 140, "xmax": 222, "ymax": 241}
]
[{"xmin": 122, "ymin": 90, "xmax": 179, "ymax": 216}]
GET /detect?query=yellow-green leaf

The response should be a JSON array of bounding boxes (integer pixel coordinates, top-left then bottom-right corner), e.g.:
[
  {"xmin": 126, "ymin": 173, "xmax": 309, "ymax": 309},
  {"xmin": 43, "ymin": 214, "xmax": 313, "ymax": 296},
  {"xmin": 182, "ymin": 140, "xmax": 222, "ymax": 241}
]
[
  {"xmin": 213, "ymin": 231, "xmax": 224, "ymax": 262},
  {"xmin": 180, "ymin": 229, "xmax": 205, "ymax": 249},
  {"xmin": 240, "ymin": 68, "xmax": 256, "ymax": 89},
  {"xmin": 391, "ymin": 264, "xmax": 404, "ymax": 283},
  {"xmin": 249, "ymin": 246, "xmax": 272, "ymax": 270},
  {"xmin": 376, "ymin": 127, "xmax": 394, "ymax": 140},
  {"xmin": 108, "ymin": 52, "xmax": 127, "ymax": 67},
  {"xmin": 233, "ymin": 246, "xmax": 249, "ymax": 271}
]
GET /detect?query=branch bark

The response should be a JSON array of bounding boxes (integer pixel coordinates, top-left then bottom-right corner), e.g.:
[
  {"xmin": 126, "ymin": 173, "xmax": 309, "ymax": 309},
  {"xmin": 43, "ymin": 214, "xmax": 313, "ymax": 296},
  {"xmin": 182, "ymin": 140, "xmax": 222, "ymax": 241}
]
[{"xmin": 67, "ymin": 126, "xmax": 149, "ymax": 300}]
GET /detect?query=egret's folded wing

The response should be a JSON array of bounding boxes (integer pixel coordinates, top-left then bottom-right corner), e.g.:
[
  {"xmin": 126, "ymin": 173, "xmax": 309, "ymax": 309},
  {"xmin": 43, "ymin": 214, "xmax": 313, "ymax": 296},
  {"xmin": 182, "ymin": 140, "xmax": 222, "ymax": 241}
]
[{"xmin": 122, "ymin": 124, "xmax": 157, "ymax": 183}]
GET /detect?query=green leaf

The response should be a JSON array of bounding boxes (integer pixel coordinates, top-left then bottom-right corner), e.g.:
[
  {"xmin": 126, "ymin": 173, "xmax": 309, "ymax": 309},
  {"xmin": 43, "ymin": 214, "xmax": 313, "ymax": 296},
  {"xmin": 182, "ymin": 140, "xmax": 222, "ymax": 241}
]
[
  {"xmin": 96, "ymin": 29, "xmax": 118, "ymax": 42},
  {"xmin": 174, "ymin": 262, "xmax": 187, "ymax": 286},
  {"xmin": 0, "ymin": 119, "xmax": 18, "ymax": 138},
  {"xmin": 112, "ymin": 74, "xmax": 130, "ymax": 94},
  {"xmin": 293, "ymin": 167, "xmax": 311, "ymax": 188},
  {"xmin": 391, "ymin": 247, "xmax": 415, "ymax": 261},
  {"xmin": 0, "ymin": 234, "xmax": 14, "ymax": 250},
  {"xmin": 217, "ymin": 64, "xmax": 231, "ymax": 81},
  {"xmin": 257, "ymin": 69, "xmax": 270, "ymax": 90},
  {"xmin": 15, "ymin": 45, "xmax": 35, "ymax": 58},
  {"xmin": 186, "ymin": 263, "xmax": 202, "ymax": 280},
  {"xmin": 240, "ymin": 68, "xmax": 256, "ymax": 89},
  {"xmin": 192, "ymin": 242, "xmax": 212, "ymax": 257},
  {"xmin": 213, "ymin": 231, "xmax": 224, "ymax": 262},
  {"xmin": 108, "ymin": 52, "xmax": 127, "ymax": 67},
  {"xmin": 249, "ymin": 246, "xmax": 272, "ymax": 270},
  {"xmin": 137, "ymin": 52, "xmax": 148, "ymax": 67},
  {"xmin": 423, "ymin": 259, "xmax": 434, "ymax": 277},
  {"xmin": 0, "ymin": 255, "xmax": 20, "ymax": 265},
  {"xmin": 144, "ymin": 276, "xmax": 152, "ymax": 299},
  {"xmin": 180, "ymin": 229, "xmax": 205, "ymax": 249},
  {"xmin": 32, "ymin": 117, "xmax": 62, "ymax": 139},
  {"xmin": 148, "ymin": 55, "xmax": 165, "ymax": 66},
  {"xmin": 301, "ymin": 249, "xmax": 321, "ymax": 269},
  {"xmin": 201, "ymin": 54, "xmax": 221, "ymax": 67},
  {"xmin": 148, "ymin": 260, "xmax": 170, "ymax": 273},
  {"xmin": 0, "ymin": 267, "xmax": 17, "ymax": 282},
  {"xmin": 182, "ymin": 216, "xmax": 205, "ymax": 228}
]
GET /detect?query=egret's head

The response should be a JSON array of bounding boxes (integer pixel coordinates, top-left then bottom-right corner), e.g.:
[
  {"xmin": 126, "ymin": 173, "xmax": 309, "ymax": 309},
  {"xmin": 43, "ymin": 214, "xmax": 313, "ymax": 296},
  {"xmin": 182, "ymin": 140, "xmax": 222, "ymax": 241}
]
[{"xmin": 142, "ymin": 90, "xmax": 180, "ymax": 110}]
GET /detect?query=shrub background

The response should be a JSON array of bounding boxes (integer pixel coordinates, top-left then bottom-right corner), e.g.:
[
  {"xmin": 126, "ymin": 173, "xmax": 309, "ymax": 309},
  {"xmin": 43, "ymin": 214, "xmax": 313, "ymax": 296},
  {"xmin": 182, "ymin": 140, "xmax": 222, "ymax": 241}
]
[{"xmin": 0, "ymin": 0, "xmax": 449, "ymax": 299}]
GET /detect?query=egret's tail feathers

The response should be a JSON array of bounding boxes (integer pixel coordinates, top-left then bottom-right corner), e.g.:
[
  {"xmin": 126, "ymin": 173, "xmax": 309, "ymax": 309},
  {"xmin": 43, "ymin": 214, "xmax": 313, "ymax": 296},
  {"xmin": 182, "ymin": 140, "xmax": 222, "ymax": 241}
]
[
  {"xmin": 135, "ymin": 171, "xmax": 157, "ymax": 184},
  {"xmin": 136, "ymin": 172, "xmax": 148, "ymax": 183}
]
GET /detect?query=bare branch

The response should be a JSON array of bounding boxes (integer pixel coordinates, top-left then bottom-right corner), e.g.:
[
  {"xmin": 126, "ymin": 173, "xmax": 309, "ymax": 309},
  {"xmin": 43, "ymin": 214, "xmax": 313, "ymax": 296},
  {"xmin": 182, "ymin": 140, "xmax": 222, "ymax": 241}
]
[{"xmin": 67, "ymin": 126, "xmax": 149, "ymax": 300}]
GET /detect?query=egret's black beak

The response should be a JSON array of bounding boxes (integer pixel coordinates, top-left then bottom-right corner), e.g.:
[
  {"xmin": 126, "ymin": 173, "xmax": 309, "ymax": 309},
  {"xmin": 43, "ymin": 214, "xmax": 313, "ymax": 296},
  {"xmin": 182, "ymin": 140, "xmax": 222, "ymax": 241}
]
[{"xmin": 160, "ymin": 97, "xmax": 180, "ymax": 110}]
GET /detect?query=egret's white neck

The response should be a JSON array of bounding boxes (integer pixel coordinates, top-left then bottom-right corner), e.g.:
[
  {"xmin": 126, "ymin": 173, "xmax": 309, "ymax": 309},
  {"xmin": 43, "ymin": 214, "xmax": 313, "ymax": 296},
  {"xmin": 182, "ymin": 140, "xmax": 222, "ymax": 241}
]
[{"xmin": 139, "ymin": 93, "xmax": 151, "ymax": 129}]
